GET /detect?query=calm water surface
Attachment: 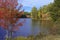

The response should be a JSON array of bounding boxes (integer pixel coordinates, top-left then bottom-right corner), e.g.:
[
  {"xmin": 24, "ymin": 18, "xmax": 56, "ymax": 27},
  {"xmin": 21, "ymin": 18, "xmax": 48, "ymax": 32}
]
[
  {"xmin": 13, "ymin": 18, "xmax": 41, "ymax": 37},
  {"xmin": 0, "ymin": 18, "xmax": 49, "ymax": 38}
]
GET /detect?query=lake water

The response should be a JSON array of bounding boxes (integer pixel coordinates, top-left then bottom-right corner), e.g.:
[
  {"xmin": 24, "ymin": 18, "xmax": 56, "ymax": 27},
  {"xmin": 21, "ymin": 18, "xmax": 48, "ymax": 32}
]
[
  {"xmin": 12, "ymin": 18, "xmax": 41, "ymax": 37},
  {"xmin": 0, "ymin": 18, "xmax": 49, "ymax": 38}
]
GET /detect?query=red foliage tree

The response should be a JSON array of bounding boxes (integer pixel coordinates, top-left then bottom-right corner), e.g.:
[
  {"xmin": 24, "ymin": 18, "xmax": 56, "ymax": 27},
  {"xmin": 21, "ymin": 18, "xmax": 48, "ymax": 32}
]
[{"xmin": 0, "ymin": 0, "xmax": 25, "ymax": 39}]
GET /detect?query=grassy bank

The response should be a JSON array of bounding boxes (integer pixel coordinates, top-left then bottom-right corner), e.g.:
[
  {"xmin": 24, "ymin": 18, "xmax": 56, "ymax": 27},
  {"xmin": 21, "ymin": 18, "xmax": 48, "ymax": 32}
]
[{"xmin": 6, "ymin": 34, "xmax": 60, "ymax": 40}]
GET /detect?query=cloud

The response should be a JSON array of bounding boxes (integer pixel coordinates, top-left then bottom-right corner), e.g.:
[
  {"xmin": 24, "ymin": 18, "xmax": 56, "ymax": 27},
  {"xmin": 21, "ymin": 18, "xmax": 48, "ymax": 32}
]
[{"xmin": 18, "ymin": 0, "xmax": 54, "ymax": 12}]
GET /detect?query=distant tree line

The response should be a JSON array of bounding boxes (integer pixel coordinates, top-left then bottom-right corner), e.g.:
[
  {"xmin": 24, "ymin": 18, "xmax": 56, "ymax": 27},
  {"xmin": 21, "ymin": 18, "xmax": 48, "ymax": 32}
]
[{"xmin": 30, "ymin": 0, "xmax": 60, "ymax": 22}]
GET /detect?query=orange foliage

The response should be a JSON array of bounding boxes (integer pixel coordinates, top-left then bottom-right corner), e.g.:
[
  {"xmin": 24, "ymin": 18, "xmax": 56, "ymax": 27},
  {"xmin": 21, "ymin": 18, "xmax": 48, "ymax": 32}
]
[{"xmin": 0, "ymin": 0, "xmax": 25, "ymax": 31}]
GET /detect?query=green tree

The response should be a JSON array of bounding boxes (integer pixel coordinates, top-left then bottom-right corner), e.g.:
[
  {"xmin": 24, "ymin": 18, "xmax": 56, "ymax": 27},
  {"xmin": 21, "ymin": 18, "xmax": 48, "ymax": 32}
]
[
  {"xmin": 47, "ymin": 0, "xmax": 60, "ymax": 34},
  {"xmin": 40, "ymin": 5, "xmax": 48, "ymax": 14},
  {"xmin": 24, "ymin": 12, "xmax": 30, "ymax": 15},
  {"xmin": 38, "ymin": 5, "xmax": 50, "ymax": 20},
  {"xmin": 48, "ymin": 0, "xmax": 60, "ymax": 21},
  {"xmin": 31, "ymin": 7, "xmax": 38, "ymax": 19}
]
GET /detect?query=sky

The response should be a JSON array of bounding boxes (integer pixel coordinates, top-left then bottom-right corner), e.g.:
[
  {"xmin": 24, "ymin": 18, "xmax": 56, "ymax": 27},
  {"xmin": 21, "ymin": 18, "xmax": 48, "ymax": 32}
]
[{"xmin": 18, "ymin": 0, "xmax": 54, "ymax": 12}]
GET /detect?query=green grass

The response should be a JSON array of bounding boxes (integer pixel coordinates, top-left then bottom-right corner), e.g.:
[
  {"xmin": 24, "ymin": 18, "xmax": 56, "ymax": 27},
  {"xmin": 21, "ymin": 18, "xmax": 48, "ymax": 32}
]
[{"xmin": 6, "ymin": 35, "xmax": 60, "ymax": 40}]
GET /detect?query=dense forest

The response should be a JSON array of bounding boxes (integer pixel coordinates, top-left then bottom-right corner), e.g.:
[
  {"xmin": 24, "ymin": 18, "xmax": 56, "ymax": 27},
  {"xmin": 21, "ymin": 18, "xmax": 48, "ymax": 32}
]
[{"xmin": 30, "ymin": 0, "xmax": 60, "ymax": 22}]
